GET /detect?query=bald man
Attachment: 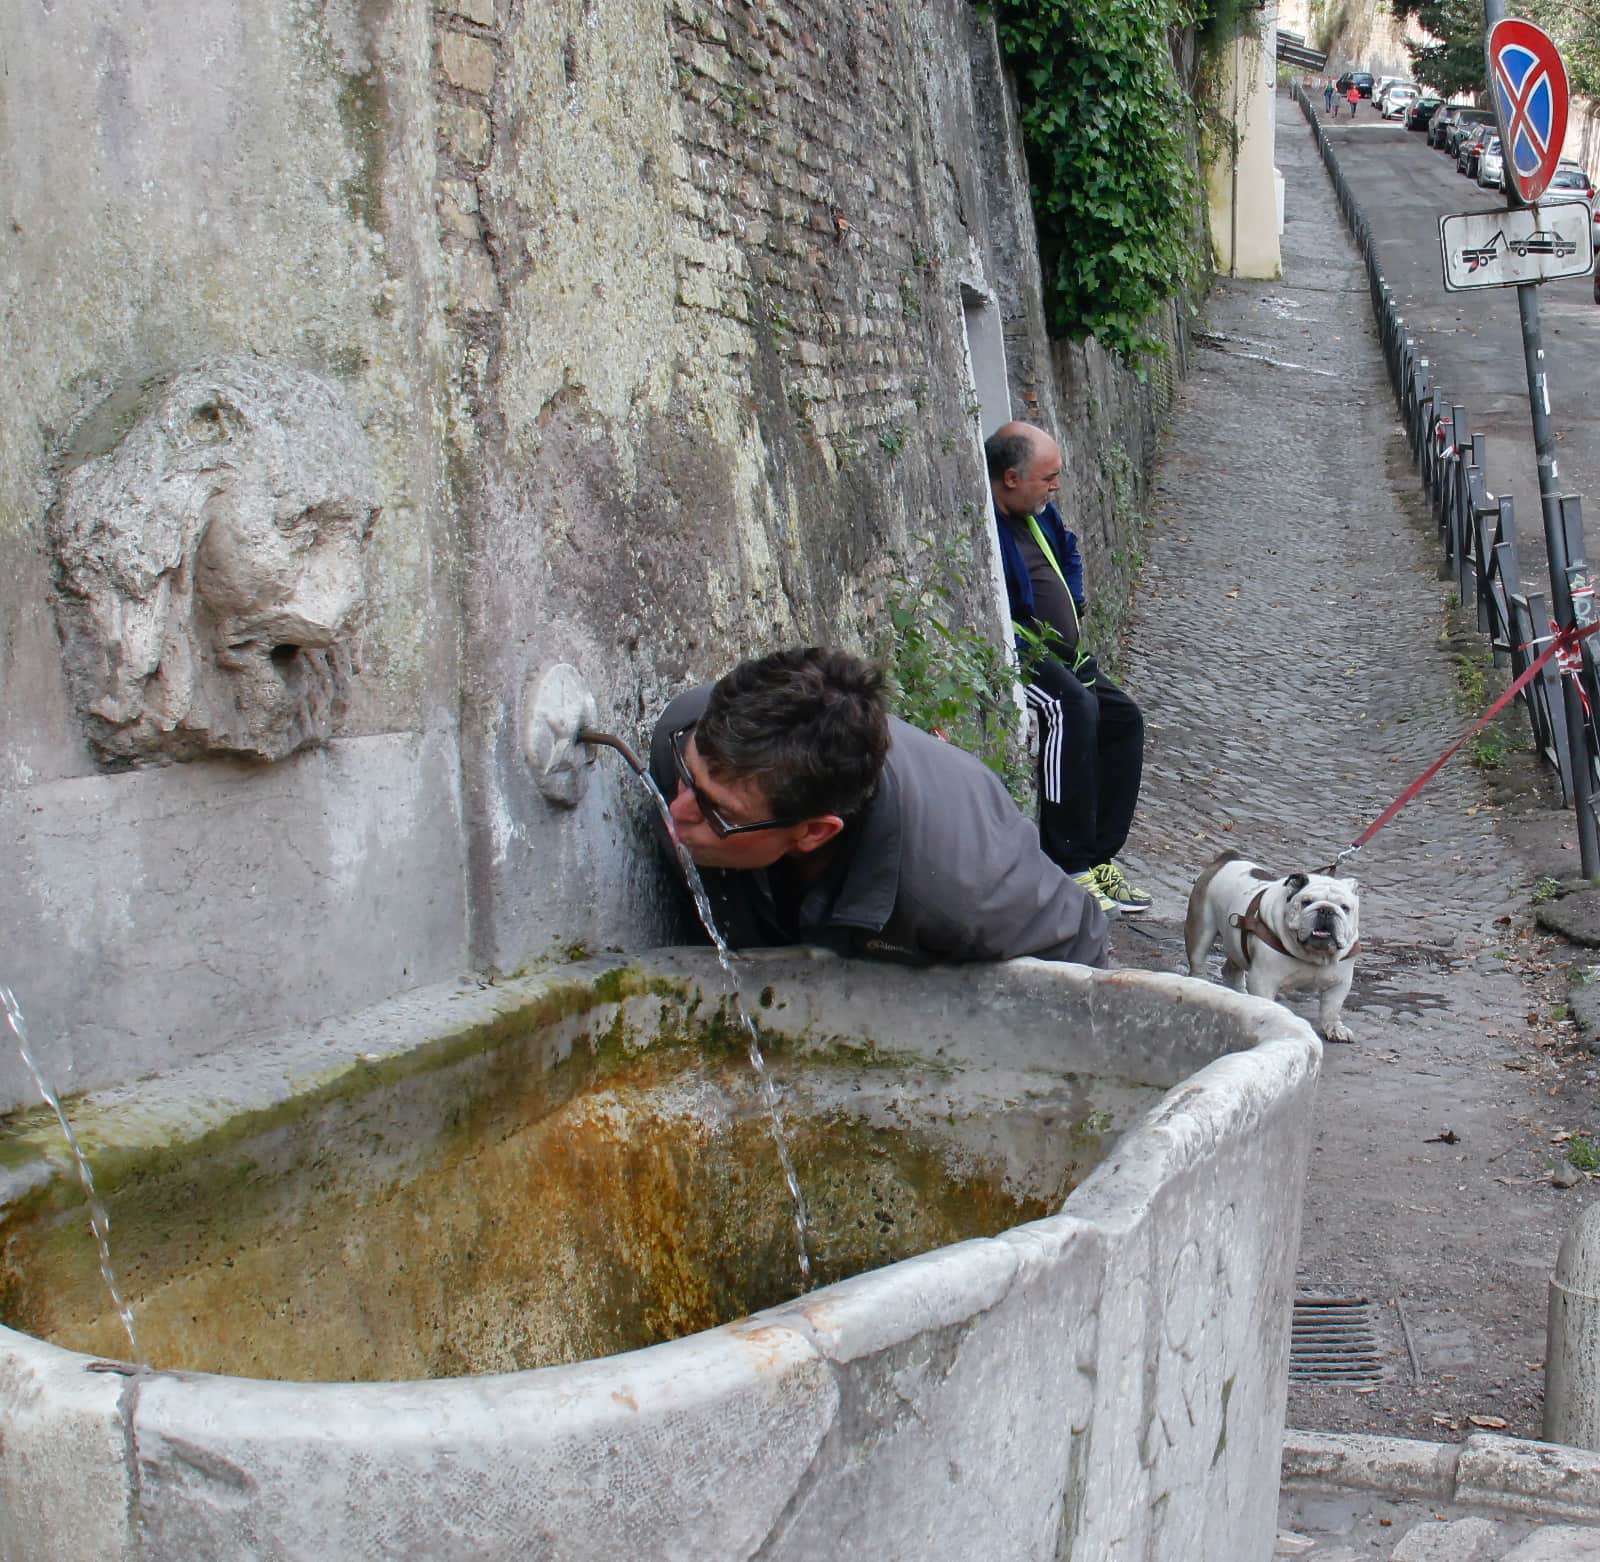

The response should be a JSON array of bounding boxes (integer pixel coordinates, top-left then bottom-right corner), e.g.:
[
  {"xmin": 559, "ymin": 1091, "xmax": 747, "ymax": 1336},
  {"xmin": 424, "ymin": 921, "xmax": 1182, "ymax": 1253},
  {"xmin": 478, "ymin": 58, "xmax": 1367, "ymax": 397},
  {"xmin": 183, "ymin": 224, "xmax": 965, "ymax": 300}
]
[{"xmin": 986, "ymin": 421, "xmax": 1150, "ymax": 916}]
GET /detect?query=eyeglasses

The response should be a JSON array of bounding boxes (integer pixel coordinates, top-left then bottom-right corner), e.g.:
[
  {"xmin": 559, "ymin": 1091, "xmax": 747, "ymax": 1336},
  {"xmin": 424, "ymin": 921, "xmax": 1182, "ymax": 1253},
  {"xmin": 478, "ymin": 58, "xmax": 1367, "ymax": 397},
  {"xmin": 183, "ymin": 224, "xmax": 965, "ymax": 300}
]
[{"xmin": 670, "ymin": 724, "xmax": 807, "ymax": 838}]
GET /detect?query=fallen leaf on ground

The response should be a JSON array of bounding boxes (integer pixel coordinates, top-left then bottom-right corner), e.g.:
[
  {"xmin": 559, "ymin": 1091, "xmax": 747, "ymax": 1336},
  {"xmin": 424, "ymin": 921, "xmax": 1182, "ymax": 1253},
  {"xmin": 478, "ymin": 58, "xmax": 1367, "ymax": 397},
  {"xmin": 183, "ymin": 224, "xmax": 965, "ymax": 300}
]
[
  {"xmin": 1424, "ymin": 1129, "xmax": 1460, "ymax": 1144},
  {"xmin": 1468, "ymin": 1414, "xmax": 1509, "ymax": 1429}
]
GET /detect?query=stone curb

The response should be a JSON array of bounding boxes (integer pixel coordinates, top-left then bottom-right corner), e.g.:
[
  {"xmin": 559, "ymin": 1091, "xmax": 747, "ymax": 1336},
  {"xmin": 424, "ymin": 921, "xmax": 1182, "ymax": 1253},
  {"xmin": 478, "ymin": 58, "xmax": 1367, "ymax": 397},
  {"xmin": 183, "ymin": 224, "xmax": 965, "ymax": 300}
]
[{"xmin": 1283, "ymin": 1429, "xmax": 1600, "ymax": 1521}]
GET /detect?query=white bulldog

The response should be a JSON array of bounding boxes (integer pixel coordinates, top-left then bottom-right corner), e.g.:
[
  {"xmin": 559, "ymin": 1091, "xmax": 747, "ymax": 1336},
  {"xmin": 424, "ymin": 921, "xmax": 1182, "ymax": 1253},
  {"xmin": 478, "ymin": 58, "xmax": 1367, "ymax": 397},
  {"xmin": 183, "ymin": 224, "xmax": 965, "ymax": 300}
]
[{"xmin": 1184, "ymin": 850, "xmax": 1361, "ymax": 1043}]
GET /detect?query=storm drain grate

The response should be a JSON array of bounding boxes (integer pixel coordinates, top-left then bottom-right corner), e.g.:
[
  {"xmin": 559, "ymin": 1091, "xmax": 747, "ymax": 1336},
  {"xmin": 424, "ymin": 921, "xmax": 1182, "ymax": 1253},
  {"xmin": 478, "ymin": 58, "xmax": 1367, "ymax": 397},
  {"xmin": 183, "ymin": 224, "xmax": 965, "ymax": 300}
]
[{"xmin": 1289, "ymin": 1295, "xmax": 1384, "ymax": 1383}]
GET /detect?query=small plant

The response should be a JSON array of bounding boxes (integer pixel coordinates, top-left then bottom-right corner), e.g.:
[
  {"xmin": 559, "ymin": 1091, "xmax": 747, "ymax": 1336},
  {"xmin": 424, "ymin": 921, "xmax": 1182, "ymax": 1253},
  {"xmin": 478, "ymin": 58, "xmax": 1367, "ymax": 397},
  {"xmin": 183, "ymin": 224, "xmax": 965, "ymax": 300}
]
[
  {"xmin": 1533, "ymin": 875, "xmax": 1566, "ymax": 905},
  {"xmin": 830, "ymin": 432, "xmax": 862, "ymax": 467},
  {"xmin": 878, "ymin": 426, "xmax": 908, "ymax": 458},
  {"xmin": 1468, "ymin": 726, "xmax": 1508, "ymax": 769},
  {"xmin": 884, "ymin": 537, "xmax": 1034, "ymax": 805},
  {"xmin": 1454, "ymin": 653, "xmax": 1489, "ymax": 715},
  {"xmin": 1568, "ymin": 1134, "xmax": 1600, "ymax": 1173},
  {"xmin": 899, "ymin": 273, "xmax": 922, "ymax": 321}
]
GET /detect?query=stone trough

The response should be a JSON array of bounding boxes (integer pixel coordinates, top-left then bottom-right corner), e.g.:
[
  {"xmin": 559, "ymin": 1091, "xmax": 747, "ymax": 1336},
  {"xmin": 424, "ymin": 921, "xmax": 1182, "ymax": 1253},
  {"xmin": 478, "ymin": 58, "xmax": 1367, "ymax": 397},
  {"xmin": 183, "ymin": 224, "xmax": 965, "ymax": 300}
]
[{"xmin": 0, "ymin": 949, "xmax": 1319, "ymax": 1561}]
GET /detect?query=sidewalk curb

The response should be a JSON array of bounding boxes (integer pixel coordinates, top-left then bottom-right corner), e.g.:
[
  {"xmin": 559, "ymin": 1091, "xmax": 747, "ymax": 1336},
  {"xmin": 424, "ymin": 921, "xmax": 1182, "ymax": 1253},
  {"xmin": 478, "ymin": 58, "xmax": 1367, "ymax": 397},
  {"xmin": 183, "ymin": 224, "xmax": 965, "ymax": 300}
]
[{"xmin": 1284, "ymin": 1429, "xmax": 1600, "ymax": 1521}]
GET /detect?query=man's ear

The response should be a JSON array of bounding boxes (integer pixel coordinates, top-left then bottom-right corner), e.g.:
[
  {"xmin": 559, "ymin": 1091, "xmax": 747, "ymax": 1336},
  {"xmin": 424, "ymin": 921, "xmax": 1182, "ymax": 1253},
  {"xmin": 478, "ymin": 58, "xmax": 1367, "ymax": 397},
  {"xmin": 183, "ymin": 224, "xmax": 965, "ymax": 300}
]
[{"xmin": 790, "ymin": 815, "xmax": 845, "ymax": 854}]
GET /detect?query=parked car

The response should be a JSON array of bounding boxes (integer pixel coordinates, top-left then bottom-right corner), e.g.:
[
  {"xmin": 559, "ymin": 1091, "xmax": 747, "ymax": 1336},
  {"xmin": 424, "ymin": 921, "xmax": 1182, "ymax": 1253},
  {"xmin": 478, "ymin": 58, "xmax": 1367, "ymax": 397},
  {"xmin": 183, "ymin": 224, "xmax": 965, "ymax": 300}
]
[
  {"xmin": 1428, "ymin": 104, "xmax": 1461, "ymax": 147},
  {"xmin": 1383, "ymin": 85, "xmax": 1420, "ymax": 119},
  {"xmin": 1552, "ymin": 162, "xmax": 1596, "ymax": 201},
  {"xmin": 1456, "ymin": 120, "xmax": 1498, "ymax": 175},
  {"xmin": 1445, "ymin": 107, "xmax": 1496, "ymax": 159},
  {"xmin": 1477, "ymin": 137, "xmax": 1503, "ymax": 188},
  {"xmin": 1407, "ymin": 95, "xmax": 1444, "ymax": 130},
  {"xmin": 1336, "ymin": 70, "xmax": 1376, "ymax": 98}
]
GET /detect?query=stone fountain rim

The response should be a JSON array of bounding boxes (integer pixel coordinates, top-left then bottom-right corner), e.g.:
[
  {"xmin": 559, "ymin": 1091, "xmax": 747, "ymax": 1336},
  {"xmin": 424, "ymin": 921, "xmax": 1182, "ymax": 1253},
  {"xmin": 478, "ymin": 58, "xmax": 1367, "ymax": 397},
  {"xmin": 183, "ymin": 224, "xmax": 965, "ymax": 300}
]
[{"xmin": 0, "ymin": 947, "xmax": 1321, "ymax": 1406}]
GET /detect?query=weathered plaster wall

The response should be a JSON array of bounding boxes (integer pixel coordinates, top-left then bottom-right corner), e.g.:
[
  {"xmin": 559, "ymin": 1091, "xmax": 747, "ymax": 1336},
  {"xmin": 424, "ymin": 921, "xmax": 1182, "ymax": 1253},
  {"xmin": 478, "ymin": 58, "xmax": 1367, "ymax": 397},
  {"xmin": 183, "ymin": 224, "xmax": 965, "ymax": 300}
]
[
  {"xmin": 0, "ymin": 0, "xmax": 1185, "ymax": 1111},
  {"xmin": 0, "ymin": 0, "xmax": 470, "ymax": 1106},
  {"xmin": 1207, "ymin": 6, "xmax": 1284, "ymax": 282}
]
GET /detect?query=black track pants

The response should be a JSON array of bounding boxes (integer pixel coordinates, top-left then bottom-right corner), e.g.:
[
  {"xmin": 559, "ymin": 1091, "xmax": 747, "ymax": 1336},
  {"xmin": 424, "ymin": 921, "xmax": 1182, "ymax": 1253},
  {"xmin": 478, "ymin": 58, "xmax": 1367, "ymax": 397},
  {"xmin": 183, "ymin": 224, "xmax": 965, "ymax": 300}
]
[{"xmin": 1023, "ymin": 653, "xmax": 1144, "ymax": 875}]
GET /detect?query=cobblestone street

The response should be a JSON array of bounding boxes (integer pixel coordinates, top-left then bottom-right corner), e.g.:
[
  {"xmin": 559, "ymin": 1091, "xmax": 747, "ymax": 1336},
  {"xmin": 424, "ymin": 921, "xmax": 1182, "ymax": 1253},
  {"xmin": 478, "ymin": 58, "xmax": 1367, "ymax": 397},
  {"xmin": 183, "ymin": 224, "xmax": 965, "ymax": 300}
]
[{"xmin": 1107, "ymin": 96, "xmax": 1600, "ymax": 1557}]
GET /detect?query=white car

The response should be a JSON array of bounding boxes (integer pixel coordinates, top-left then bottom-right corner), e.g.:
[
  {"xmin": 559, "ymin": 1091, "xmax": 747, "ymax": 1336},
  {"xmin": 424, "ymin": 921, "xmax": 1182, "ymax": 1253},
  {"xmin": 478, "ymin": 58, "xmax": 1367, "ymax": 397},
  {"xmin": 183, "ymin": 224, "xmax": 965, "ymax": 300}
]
[
  {"xmin": 1375, "ymin": 78, "xmax": 1415, "ymax": 112},
  {"xmin": 1383, "ymin": 85, "xmax": 1420, "ymax": 119}
]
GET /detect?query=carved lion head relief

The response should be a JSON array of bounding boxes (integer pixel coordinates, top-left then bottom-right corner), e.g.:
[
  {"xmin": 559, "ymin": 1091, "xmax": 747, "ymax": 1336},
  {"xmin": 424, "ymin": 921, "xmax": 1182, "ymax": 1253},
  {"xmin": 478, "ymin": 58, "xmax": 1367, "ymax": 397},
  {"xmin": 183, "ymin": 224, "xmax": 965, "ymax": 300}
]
[{"xmin": 49, "ymin": 358, "xmax": 381, "ymax": 764}]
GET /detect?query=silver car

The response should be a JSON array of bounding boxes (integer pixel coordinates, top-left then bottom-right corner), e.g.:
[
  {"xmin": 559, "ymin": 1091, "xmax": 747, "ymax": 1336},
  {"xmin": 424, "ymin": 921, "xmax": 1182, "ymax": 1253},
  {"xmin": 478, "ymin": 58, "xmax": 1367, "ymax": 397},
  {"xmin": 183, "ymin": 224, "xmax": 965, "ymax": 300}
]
[{"xmin": 1478, "ymin": 137, "xmax": 1504, "ymax": 189}]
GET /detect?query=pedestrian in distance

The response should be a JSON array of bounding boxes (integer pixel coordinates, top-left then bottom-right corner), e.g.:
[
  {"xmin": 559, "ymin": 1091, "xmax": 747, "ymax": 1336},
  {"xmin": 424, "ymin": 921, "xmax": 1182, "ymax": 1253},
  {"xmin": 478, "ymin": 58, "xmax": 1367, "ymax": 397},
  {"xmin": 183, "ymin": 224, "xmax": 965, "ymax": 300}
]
[
  {"xmin": 986, "ymin": 422, "xmax": 1152, "ymax": 920},
  {"xmin": 1347, "ymin": 84, "xmax": 1360, "ymax": 117},
  {"xmin": 648, "ymin": 646, "xmax": 1110, "ymax": 968},
  {"xmin": 1324, "ymin": 78, "xmax": 1335, "ymax": 115}
]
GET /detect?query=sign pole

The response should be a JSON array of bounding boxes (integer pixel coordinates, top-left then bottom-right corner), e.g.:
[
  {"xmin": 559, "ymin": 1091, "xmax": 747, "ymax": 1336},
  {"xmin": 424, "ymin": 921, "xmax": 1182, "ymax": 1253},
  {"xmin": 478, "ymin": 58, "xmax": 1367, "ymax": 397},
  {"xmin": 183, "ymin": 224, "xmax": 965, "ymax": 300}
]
[{"xmin": 1484, "ymin": 0, "xmax": 1600, "ymax": 876}]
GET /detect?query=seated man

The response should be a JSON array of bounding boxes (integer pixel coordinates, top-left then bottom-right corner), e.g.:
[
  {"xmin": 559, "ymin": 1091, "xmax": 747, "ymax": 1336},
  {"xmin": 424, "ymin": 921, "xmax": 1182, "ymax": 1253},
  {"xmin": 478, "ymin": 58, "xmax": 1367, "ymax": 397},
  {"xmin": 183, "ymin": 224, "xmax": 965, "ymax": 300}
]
[
  {"xmin": 985, "ymin": 420, "xmax": 1150, "ymax": 916},
  {"xmin": 648, "ymin": 645, "xmax": 1108, "ymax": 966}
]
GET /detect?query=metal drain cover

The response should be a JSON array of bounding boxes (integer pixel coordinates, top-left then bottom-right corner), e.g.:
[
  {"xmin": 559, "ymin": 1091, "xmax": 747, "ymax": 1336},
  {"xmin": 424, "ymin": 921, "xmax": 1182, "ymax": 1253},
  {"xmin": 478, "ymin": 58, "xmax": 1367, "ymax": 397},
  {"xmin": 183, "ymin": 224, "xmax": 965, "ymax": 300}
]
[{"xmin": 1290, "ymin": 1295, "xmax": 1384, "ymax": 1383}]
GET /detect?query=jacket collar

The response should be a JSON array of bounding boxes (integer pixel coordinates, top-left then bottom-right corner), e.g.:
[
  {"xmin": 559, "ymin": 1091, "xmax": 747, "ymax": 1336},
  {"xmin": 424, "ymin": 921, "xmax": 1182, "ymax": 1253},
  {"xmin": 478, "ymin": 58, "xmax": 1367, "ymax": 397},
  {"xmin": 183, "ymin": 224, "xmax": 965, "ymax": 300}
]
[{"xmin": 797, "ymin": 744, "xmax": 903, "ymax": 933}]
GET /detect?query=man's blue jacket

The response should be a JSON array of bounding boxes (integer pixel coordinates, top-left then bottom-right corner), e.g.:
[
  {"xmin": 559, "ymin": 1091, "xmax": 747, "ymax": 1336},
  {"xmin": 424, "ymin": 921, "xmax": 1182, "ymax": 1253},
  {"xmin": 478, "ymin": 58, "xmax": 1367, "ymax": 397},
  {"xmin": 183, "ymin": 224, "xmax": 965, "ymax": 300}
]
[{"xmin": 994, "ymin": 500, "xmax": 1084, "ymax": 636}]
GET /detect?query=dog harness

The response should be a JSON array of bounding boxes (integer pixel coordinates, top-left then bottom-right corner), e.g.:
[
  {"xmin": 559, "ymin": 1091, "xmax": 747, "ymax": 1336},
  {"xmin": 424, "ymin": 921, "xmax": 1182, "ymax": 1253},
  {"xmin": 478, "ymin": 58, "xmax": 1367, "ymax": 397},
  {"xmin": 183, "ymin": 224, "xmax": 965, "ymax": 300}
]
[{"xmin": 1229, "ymin": 888, "xmax": 1360, "ymax": 963}]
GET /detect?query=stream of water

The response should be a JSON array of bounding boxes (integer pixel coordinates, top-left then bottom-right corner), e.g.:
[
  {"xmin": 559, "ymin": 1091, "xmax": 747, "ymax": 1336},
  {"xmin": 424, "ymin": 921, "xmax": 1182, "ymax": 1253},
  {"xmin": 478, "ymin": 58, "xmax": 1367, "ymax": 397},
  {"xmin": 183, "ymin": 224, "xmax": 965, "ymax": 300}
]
[
  {"xmin": 1, "ymin": 985, "xmax": 143, "ymax": 1363},
  {"xmin": 634, "ymin": 773, "xmax": 814, "ymax": 1285}
]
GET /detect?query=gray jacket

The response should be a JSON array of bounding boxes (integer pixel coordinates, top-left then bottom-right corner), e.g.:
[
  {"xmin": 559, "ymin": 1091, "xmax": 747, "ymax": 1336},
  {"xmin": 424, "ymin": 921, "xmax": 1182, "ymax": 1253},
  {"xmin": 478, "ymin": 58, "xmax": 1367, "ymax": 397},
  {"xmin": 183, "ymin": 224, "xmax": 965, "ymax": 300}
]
[{"xmin": 649, "ymin": 687, "xmax": 1108, "ymax": 967}]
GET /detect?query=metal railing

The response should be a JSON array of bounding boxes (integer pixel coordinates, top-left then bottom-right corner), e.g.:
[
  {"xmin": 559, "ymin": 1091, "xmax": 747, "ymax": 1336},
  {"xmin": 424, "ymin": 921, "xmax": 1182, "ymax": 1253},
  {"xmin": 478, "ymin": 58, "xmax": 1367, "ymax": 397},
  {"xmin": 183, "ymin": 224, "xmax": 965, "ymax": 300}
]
[{"xmin": 1291, "ymin": 81, "xmax": 1599, "ymax": 808}]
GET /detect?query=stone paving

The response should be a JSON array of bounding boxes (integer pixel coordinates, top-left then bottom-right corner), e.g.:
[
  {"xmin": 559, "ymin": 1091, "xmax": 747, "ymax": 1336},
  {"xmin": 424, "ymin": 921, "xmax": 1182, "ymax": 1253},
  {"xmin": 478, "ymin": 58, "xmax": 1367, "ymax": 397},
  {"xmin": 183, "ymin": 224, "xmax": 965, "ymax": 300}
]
[{"xmin": 1104, "ymin": 95, "xmax": 1600, "ymax": 1558}]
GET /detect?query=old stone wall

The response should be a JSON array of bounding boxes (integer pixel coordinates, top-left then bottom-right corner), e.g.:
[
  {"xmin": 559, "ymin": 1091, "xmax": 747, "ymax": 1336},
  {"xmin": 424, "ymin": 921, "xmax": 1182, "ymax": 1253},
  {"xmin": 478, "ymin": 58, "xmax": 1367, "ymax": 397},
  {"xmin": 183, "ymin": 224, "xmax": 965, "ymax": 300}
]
[{"xmin": 0, "ymin": 0, "xmax": 1184, "ymax": 1111}]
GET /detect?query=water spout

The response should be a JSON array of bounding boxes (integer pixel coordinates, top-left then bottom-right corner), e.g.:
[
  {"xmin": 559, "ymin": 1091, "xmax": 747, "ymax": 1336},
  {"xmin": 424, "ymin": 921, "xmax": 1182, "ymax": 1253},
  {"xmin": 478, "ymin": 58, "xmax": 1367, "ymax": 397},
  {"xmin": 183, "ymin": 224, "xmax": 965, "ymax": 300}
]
[{"xmin": 577, "ymin": 727, "xmax": 646, "ymax": 777}]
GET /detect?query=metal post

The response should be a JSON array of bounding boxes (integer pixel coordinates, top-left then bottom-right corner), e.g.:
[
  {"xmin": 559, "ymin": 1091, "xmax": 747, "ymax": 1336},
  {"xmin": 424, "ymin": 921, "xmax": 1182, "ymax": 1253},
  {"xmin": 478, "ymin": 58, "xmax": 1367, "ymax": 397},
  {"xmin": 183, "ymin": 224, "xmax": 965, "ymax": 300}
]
[{"xmin": 1485, "ymin": 0, "xmax": 1600, "ymax": 876}]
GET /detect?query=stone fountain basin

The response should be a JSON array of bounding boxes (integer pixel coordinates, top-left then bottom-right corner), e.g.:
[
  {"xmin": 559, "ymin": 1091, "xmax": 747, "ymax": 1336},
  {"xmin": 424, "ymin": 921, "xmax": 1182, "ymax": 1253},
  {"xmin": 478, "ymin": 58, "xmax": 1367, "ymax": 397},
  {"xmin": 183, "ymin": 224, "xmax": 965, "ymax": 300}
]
[{"xmin": 0, "ymin": 948, "xmax": 1319, "ymax": 1562}]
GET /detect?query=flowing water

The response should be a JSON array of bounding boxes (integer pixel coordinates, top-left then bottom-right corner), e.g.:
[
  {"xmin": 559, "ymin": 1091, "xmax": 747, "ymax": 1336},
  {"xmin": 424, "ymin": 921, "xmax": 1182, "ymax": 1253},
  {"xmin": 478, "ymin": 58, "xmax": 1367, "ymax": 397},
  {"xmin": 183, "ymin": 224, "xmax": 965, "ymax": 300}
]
[
  {"xmin": 1, "ymin": 985, "xmax": 144, "ymax": 1363},
  {"xmin": 634, "ymin": 772, "xmax": 814, "ymax": 1284}
]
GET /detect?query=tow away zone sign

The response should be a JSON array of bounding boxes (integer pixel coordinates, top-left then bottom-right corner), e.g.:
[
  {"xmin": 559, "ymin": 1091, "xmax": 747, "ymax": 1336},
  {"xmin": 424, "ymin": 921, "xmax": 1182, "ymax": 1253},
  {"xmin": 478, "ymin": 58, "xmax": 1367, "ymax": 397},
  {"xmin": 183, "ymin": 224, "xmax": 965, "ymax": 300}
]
[{"xmin": 1439, "ymin": 200, "xmax": 1593, "ymax": 291}]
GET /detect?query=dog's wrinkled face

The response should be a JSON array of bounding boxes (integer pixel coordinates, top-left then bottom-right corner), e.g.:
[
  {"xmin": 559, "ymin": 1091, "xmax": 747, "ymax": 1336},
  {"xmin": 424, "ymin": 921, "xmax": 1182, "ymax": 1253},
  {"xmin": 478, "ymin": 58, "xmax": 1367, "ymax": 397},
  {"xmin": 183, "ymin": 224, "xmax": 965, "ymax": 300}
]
[{"xmin": 1281, "ymin": 872, "xmax": 1359, "ymax": 959}]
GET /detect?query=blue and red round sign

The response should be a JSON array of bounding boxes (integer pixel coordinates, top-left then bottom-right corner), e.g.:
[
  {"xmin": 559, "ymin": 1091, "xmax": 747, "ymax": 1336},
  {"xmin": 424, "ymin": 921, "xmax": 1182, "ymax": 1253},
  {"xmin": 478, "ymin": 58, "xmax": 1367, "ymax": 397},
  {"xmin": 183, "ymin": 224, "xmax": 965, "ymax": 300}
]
[{"xmin": 1487, "ymin": 18, "xmax": 1570, "ymax": 205}]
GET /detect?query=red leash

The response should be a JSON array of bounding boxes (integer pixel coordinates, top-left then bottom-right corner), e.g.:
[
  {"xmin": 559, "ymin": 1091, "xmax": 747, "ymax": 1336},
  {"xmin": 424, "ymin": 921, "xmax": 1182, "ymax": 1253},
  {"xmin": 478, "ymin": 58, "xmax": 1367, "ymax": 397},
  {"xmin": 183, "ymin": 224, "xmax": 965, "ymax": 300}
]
[{"xmin": 1332, "ymin": 620, "xmax": 1599, "ymax": 867}]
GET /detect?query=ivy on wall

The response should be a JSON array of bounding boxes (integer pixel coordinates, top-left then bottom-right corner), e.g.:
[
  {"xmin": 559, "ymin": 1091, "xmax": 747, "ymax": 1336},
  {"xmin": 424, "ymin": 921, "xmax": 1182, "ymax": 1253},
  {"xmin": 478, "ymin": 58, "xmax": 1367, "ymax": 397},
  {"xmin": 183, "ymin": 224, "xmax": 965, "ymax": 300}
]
[
  {"xmin": 986, "ymin": 0, "xmax": 1204, "ymax": 360},
  {"xmin": 984, "ymin": 0, "xmax": 1263, "ymax": 360}
]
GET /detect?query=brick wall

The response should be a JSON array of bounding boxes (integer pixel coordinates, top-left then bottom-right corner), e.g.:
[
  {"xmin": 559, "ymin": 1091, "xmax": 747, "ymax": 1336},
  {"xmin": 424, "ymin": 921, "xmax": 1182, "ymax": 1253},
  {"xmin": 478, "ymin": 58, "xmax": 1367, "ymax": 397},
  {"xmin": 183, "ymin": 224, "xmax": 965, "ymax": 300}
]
[{"xmin": 421, "ymin": 0, "xmax": 1192, "ymax": 968}]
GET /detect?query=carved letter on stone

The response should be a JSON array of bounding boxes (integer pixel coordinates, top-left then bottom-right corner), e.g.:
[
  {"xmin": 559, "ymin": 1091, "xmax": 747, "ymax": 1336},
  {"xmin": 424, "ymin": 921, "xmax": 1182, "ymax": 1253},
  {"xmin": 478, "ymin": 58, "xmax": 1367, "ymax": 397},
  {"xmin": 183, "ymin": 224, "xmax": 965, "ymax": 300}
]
[{"xmin": 48, "ymin": 358, "xmax": 381, "ymax": 764}]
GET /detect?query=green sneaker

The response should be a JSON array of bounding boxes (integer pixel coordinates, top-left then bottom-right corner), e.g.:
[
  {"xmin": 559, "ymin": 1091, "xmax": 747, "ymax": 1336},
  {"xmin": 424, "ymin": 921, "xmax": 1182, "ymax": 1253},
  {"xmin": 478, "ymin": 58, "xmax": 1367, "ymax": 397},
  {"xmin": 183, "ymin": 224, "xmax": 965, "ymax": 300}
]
[
  {"xmin": 1092, "ymin": 861, "xmax": 1153, "ymax": 914},
  {"xmin": 1071, "ymin": 868, "xmax": 1120, "ymax": 916}
]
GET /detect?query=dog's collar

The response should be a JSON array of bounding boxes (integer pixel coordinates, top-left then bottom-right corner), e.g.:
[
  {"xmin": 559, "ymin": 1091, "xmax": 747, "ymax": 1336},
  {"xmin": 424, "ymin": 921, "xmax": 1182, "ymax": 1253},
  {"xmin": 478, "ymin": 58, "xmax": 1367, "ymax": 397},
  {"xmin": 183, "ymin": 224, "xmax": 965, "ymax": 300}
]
[{"xmin": 1230, "ymin": 888, "xmax": 1359, "ymax": 963}]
